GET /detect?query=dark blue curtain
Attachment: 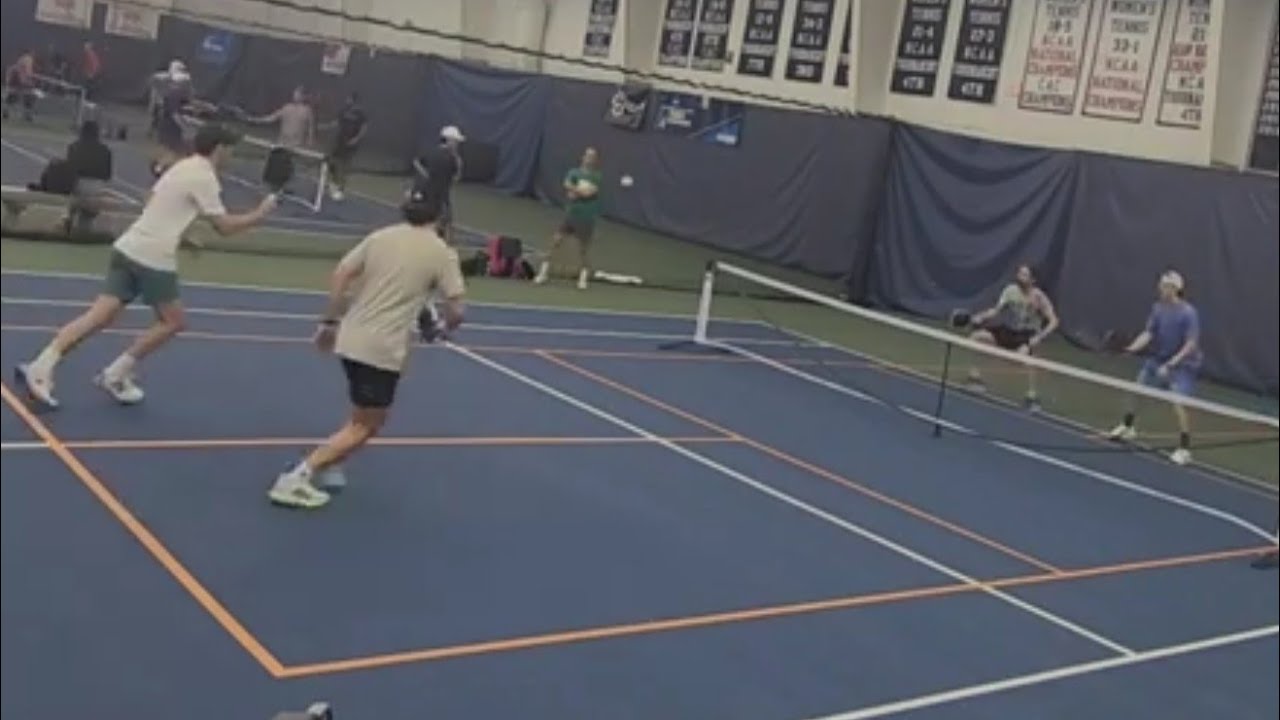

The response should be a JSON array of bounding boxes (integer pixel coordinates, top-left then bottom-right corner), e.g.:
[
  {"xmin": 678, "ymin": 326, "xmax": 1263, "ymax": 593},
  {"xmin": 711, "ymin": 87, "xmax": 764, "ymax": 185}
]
[
  {"xmin": 1057, "ymin": 155, "xmax": 1280, "ymax": 394},
  {"xmin": 869, "ymin": 125, "xmax": 1077, "ymax": 315},
  {"xmin": 416, "ymin": 58, "xmax": 550, "ymax": 194},
  {"xmin": 536, "ymin": 78, "xmax": 892, "ymax": 282}
]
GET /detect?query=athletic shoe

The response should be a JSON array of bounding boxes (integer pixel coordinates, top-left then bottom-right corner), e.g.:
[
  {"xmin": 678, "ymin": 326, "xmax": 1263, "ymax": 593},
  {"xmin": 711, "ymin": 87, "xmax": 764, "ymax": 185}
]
[
  {"xmin": 94, "ymin": 371, "xmax": 145, "ymax": 405},
  {"xmin": 1107, "ymin": 423, "xmax": 1137, "ymax": 441},
  {"xmin": 267, "ymin": 474, "xmax": 330, "ymax": 509},
  {"xmin": 316, "ymin": 466, "xmax": 347, "ymax": 494},
  {"xmin": 964, "ymin": 378, "xmax": 987, "ymax": 394},
  {"xmin": 1168, "ymin": 447, "xmax": 1192, "ymax": 466},
  {"xmin": 330, "ymin": 188, "xmax": 345, "ymax": 201},
  {"xmin": 1023, "ymin": 394, "xmax": 1042, "ymax": 413},
  {"xmin": 14, "ymin": 364, "xmax": 59, "ymax": 410},
  {"xmin": 577, "ymin": 269, "xmax": 589, "ymax": 290}
]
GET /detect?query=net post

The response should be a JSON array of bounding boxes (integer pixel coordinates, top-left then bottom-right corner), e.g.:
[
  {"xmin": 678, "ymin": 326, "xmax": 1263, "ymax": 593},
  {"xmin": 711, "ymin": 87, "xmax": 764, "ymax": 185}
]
[
  {"xmin": 931, "ymin": 341, "xmax": 955, "ymax": 438},
  {"xmin": 312, "ymin": 158, "xmax": 329, "ymax": 212},
  {"xmin": 693, "ymin": 260, "xmax": 717, "ymax": 344},
  {"xmin": 658, "ymin": 261, "xmax": 717, "ymax": 352}
]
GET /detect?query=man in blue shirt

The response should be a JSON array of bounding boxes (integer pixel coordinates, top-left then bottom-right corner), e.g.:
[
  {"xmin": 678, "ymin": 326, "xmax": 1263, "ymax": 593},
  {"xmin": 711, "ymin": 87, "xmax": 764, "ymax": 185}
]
[{"xmin": 1108, "ymin": 270, "xmax": 1202, "ymax": 465}]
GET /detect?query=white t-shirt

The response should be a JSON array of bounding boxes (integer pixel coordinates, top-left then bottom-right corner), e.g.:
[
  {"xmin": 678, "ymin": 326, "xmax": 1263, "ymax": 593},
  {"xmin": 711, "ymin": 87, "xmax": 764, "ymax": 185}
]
[
  {"xmin": 113, "ymin": 155, "xmax": 225, "ymax": 271},
  {"xmin": 335, "ymin": 223, "xmax": 465, "ymax": 373}
]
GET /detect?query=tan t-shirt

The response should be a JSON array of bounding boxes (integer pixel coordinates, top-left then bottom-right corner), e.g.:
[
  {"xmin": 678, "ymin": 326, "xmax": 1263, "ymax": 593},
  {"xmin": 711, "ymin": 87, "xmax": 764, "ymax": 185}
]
[{"xmin": 335, "ymin": 223, "xmax": 465, "ymax": 372}]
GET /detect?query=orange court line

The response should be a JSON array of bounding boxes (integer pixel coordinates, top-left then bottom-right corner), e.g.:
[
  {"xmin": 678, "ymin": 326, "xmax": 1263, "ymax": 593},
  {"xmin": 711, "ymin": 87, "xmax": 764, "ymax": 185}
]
[
  {"xmin": 7, "ymin": 435, "xmax": 738, "ymax": 451},
  {"xmin": 535, "ymin": 351, "xmax": 1065, "ymax": 575},
  {"xmin": 277, "ymin": 544, "xmax": 1270, "ymax": 678},
  {"xmin": 0, "ymin": 382, "xmax": 288, "ymax": 678}
]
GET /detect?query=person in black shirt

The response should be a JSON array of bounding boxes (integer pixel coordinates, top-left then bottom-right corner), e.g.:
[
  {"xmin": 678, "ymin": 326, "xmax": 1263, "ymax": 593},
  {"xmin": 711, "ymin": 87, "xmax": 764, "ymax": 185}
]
[
  {"xmin": 325, "ymin": 92, "xmax": 367, "ymax": 201},
  {"xmin": 63, "ymin": 120, "xmax": 114, "ymax": 233},
  {"xmin": 412, "ymin": 125, "xmax": 464, "ymax": 244}
]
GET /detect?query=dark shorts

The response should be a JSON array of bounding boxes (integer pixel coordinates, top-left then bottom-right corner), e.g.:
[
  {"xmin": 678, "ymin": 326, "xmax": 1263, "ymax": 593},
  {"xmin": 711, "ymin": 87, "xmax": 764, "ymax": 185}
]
[
  {"xmin": 103, "ymin": 250, "xmax": 180, "ymax": 307},
  {"xmin": 990, "ymin": 326, "xmax": 1036, "ymax": 351},
  {"xmin": 341, "ymin": 357, "xmax": 401, "ymax": 409},
  {"xmin": 558, "ymin": 215, "xmax": 596, "ymax": 242},
  {"xmin": 155, "ymin": 117, "xmax": 186, "ymax": 153}
]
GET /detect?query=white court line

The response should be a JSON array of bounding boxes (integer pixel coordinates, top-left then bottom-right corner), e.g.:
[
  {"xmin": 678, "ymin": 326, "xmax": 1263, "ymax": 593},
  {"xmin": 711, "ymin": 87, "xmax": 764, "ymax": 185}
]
[
  {"xmin": 804, "ymin": 625, "xmax": 1278, "ymax": 720},
  {"xmin": 0, "ymin": 296, "xmax": 794, "ymax": 347},
  {"xmin": 706, "ymin": 340, "xmax": 1280, "ymax": 544},
  {"xmin": 451, "ymin": 343, "xmax": 1134, "ymax": 656},
  {"xmin": 0, "ymin": 268, "xmax": 766, "ymax": 324}
]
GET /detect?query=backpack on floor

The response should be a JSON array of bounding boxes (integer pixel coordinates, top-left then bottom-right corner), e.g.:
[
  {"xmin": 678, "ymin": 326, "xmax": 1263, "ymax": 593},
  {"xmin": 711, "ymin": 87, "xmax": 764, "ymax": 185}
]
[{"xmin": 486, "ymin": 235, "xmax": 530, "ymax": 279}]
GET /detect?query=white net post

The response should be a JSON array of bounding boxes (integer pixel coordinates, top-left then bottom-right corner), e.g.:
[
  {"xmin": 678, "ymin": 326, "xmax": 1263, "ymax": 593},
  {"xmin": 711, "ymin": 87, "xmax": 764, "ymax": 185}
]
[
  {"xmin": 309, "ymin": 156, "xmax": 329, "ymax": 213},
  {"xmin": 694, "ymin": 261, "xmax": 717, "ymax": 344}
]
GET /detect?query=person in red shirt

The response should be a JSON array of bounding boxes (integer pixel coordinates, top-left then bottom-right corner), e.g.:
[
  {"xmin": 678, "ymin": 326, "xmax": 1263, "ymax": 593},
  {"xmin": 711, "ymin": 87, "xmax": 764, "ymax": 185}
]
[
  {"xmin": 82, "ymin": 42, "xmax": 102, "ymax": 99},
  {"xmin": 3, "ymin": 50, "xmax": 37, "ymax": 121}
]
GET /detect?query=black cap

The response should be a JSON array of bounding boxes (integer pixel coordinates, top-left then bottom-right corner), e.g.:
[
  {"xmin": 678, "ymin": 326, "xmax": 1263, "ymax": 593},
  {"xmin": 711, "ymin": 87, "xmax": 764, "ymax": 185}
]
[
  {"xmin": 401, "ymin": 189, "xmax": 441, "ymax": 226},
  {"xmin": 192, "ymin": 123, "xmax": 241, "ymax": 156}
]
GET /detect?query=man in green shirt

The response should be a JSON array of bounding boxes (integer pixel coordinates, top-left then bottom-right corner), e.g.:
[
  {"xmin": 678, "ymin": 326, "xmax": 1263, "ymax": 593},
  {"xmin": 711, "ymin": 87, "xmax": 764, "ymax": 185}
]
[{"xmin": 535, "ymin": 147, "xmax": 602, "ymax": 290}]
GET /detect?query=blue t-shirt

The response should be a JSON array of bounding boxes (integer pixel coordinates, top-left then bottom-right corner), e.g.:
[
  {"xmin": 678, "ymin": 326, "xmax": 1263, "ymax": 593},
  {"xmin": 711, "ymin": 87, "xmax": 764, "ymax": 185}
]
[{"xmin": 1145, "ymin": 301, "xmax": 1202, "ymax": 369}]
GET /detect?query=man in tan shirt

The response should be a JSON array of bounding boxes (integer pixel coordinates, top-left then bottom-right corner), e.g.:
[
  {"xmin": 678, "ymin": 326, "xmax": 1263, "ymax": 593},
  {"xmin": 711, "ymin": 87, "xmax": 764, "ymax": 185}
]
[
  {"xmin": 255, "ymin": 86, "xmax": 315, "ymax": 149},
  {"xmin": 268, "ymin": 191, "xmax": 466, "ymax": 509}
]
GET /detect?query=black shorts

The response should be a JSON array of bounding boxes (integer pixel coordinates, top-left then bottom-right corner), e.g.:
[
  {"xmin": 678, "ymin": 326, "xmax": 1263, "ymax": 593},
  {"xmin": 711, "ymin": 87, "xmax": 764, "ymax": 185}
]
[
  {"xmin": 558, "ymin": 215, "xmax": 596, "ymax": 242},
  {"xmin": 341, "ymin": 357, "xmax": 401, "ymax": 409},
  {"xmin": 990, "ymin": 326, "xmax": 1036, "ymax": 351}
]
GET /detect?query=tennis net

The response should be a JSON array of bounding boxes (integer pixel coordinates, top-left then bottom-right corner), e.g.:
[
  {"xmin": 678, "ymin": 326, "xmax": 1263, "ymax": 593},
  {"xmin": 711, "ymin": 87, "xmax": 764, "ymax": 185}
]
[
  {"xmin": 694, "ymin": 262, "xmax": 1280, "ymax": 497},
  {"xmin": 180, "ymin": 114, "xmax": 331, "ymax": 213},
  {"xmin": 3, "ymin": 74, "xmax": 90, "ymax": 130}
]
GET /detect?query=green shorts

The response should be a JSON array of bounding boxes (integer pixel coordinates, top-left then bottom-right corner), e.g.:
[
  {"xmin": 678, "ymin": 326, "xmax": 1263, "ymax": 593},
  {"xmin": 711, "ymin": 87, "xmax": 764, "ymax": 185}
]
[{"xmin": 103, "ymin": 250, "xmax": 179, "ymax": 307}]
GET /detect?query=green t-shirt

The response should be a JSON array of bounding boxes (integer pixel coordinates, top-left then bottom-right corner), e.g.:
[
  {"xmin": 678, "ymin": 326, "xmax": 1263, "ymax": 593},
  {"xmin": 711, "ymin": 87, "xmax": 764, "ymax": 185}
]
[{"xmin": 564, "ymin": 167, "xmax": 603, "ymax": 222}]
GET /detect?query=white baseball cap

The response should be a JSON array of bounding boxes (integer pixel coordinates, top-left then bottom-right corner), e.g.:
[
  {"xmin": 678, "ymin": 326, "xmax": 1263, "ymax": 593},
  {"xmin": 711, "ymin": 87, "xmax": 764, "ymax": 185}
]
[
  {"xmin": 1159, "ymin": 270, "xmax": 1184, "ymax": 291},
  {"xmin": 440, "ymin": 125, "xmax": 465, "ymax": 142}
]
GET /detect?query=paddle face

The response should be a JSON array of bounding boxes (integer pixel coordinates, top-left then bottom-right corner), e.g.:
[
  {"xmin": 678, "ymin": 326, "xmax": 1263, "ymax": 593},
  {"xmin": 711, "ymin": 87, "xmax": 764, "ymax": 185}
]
[
  {"xmin": 948, "ymin": 309, "xmax": 974, "ymax": 329},
  {"xmin": 262, "ymin": 147, "xmax": 295, "ymax": 194},
  {"xmin": 1101, "ymin": 329, "xmax": 1132, "ymax": 353}
]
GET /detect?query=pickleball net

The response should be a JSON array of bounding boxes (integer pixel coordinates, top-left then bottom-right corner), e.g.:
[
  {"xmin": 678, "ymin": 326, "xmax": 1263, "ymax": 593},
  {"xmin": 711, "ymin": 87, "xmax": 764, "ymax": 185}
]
[
  {"xmin": 179, "ymin": 114, "xmax": 331, "ymax": 213},
  {"xmin": 692, "ymin": 262, "xmax": 1280, "ymax": 505}
]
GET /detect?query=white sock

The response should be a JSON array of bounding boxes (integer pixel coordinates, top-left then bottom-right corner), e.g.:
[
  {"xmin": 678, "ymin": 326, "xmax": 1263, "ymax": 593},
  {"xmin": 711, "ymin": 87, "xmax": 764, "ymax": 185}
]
[
  {"xmin": 103, "ymin": 353, "xmax": 137, "ymax": 380},
  {"xmin": 29, "ymin": 345, "xmax": 62, "ymax": 375},
  {"xmin": 536, "ymin": 261, "xmax": 549, "ymax": 277},
  {"xmin": 288, "ymin": 459, "xmax": 314, "ymax": 482}
]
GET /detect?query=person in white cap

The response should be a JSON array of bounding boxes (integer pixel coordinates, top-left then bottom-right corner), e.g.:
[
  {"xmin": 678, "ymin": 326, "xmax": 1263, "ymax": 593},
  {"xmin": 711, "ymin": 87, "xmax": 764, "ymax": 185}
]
[
  {"xmin": 1108, "ymin": 270, "xmax": 1202, "ymax": 465},
  {"xmin": 412, "ymin": 125, "xmax": 464, "ymax": 244}
]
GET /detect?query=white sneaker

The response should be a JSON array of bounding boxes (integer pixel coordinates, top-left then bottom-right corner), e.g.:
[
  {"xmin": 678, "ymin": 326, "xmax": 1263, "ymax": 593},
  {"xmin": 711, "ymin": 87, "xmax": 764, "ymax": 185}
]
[
  {"xmin": 15, "ymin": 364, "xmax": 59, "ymax": 409},
  {"xmin": 267, "ymin": 474, "xmax": 331, "ymax": 509},
  {"xmin": 1108, "ymin": 423, "xmax": 1137, "ymax": 441},
  {"xmin": 534, "ymin": 270, "xmax": 549, "ymax": 285},
  {"xmin": 94, "ymin": 371, "xmax": 145, "ymax": 405},
  {"xmin": 330, "ymin": 188, "xmax": 345, "ymax": 201},
  {"xmin": 1169, "ymin": 448, "xmax": 1192, "ymax": 466}
]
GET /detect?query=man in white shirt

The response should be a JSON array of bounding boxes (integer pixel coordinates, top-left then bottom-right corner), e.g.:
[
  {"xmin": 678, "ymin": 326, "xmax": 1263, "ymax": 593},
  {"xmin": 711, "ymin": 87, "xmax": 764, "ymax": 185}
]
[
  {"xmin": 15, "ymin": 124, "xmax": 277, "ymax": 409},
  {"xmin": 268, "ymin": 191, "xmax": 465, "ymax": 509}
]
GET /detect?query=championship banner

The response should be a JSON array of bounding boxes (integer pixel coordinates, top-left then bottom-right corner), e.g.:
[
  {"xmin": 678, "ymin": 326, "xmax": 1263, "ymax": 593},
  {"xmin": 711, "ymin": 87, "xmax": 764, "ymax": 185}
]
[
  {"xmin": 321, "ymin": 43, "xmax": 352, "ymax": 76},
  {"xmin": 104, "ymin": 2, "xmax": 161, "ymax": 40},
  {"xmin": 604, "ymin": 83, "xmax": 651, "ymax": 131},
  {"xmin": 35, "ymin": 0, "xmax": 93, "ymax": 29}
]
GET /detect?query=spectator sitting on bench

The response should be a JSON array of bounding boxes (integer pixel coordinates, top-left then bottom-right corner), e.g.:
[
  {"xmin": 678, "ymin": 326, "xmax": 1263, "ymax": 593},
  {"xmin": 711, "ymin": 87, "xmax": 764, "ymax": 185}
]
[{"xmin": 64, "ymin": 120, "xmax": 114, "ymax": 233}]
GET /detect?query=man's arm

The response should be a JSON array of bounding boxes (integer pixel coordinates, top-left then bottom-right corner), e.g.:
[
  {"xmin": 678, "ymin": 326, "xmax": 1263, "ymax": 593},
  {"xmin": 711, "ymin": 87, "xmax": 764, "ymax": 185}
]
[
  {"xmin": 320, "ymin": 255, "xmax": 363, "ymax": 324},
  {"xmin": 1125, "ymin": 307, "xmax": 1156, "ymax": 353},
  {"xmin": 970, "ymin": 286, "xmax": 1012, "ymax": 326},
  {"xmin": 1030, "ymin": 292, "xmax": 1059, "ymax": 346}
]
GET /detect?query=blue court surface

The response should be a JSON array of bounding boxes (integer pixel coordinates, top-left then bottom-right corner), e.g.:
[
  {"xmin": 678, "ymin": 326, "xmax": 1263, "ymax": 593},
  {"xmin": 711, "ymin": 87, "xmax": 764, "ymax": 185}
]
[{"xmin": 2, "ymin": 270, "xmax": 1277, "ymax": 719}]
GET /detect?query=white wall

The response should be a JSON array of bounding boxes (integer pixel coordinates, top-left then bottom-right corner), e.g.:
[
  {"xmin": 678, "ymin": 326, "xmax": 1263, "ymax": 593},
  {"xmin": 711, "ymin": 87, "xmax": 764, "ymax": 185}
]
[
  {"xmin": 162, "ymin": 0, "xmax": 1278, "ymax": 168},
  {"xmin": 1211, "ymin": 0, "xmax": 1277, "ymax": 167},
  {"xmin": 875, "ymin": 0, "xmax": 1224, "ymax": 165}
]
